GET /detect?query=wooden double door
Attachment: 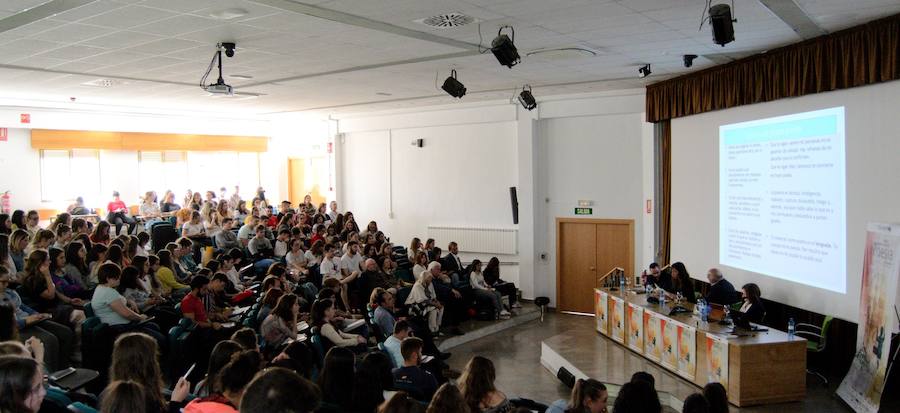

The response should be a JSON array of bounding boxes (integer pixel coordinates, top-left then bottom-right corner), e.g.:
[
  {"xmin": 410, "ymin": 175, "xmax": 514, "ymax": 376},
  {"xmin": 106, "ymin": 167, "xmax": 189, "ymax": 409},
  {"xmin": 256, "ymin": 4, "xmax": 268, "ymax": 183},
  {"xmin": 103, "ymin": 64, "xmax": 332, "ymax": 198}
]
[{"xmin": 557, "ymin": 218, "xmax": 634, "ymax": 314}]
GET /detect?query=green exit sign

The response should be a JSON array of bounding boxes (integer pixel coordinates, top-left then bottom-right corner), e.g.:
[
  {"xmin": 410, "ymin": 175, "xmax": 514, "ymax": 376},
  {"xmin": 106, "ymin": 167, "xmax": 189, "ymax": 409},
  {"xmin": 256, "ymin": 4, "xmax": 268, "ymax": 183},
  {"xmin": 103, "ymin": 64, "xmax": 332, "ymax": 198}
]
[{"xmin": 575, "ymin": 207, "xmax": 593, "ymax": 215}]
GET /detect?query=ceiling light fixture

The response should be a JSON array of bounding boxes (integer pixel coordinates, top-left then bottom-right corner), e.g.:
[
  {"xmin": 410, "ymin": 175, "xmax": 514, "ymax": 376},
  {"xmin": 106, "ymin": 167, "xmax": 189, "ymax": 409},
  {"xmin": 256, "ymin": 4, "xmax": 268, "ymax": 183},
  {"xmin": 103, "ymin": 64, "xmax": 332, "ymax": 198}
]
[
  {"xmin": 229, "ymin": 74, "xmax": 253, "ymax": 79},
  {"xmin": 638, "ymin": 64, "xmax": 652, "ymax": 78},
  {"xmin": 491, "ymin": 25, "xmax": 520, "ymax": 68},
  {"xmin": 517, "ymin": 85, "xmax": 537, "ymax": 111},
  {"xmin": 209, "ymin": 8, "xmax": 249, "ymax": 20},
  {"xmin": 441, "ymin": 69, "xmax": 466, "ymax": 98}
]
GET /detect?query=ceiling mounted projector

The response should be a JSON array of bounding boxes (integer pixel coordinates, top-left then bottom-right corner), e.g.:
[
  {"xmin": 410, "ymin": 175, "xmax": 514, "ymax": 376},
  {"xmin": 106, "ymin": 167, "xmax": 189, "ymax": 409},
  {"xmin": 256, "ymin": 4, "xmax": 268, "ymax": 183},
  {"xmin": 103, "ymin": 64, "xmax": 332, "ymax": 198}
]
[
  {"xmin": 491, "ymin": 25, "xmax": 520, "ymax": 68},
  {"xmin": 201, "ymin": 42, "xmax": 236, "ymax": 96},
  {"xmin": 441, "ymin": 69, "xmax": 466, "ymax": 98}
]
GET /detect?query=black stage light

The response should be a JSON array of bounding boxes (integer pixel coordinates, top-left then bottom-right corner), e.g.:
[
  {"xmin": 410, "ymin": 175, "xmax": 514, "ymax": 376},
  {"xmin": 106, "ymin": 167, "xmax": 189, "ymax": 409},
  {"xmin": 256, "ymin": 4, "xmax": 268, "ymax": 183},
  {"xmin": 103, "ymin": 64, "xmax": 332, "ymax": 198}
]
[
  {"xmin": 709, "ymin": 4, "xmax": 735, "ymax": 46},
  {"xmin": 638, "ymin": 64, "xmax": 651, "ymax": 78},
  {"xmin": 491, "ymin": 25, "xmax": 520, "ymax": 68},
  {"xmin": 441, "ymin": 69, "xmax": 466, "ymax": 98},
  {"xmin": 518, "ymin": 85, "xmax": 537, "ymax": 110}
]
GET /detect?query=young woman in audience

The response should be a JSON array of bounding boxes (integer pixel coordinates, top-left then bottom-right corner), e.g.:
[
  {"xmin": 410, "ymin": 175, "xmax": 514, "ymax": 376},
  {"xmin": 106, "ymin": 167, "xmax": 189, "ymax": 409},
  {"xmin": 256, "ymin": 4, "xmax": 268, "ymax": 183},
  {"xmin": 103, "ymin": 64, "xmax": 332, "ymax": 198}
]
[
  {"xmin": 0, "ymin": 355, "xmax": 46, "ymax": 413},
  {"xmin": 47, "ymin": 212, "xmax": 69, "ymax": 234},
  {"xmin": 610, "ymin": 380, "xmax": 660, "ymax": 413},
  {"xmin": 25, "ymin": 229, "xmax": 54, "ymax": 255},
  {"xmin": 20, "ymin": 249, "xmax": 85, "ymax": 328},
  {"xmin": 91, "ymin": 220, "xmax": 112, "ymax": 245},
  {"xmin": 285, "ymin": 238, "xmax": 310, "ymax": 275},
  {"xmin": 48, "ymin": 247, "xmax": 87, "ymax": 299},
  {"xmin": 739, "ymin": 282, "xmax": 765, "ymax": 323},
  {"xmin": 427, "ymin": 383, "xmax": 471, "ymax": 413},
  {"xmin": 270, "ymin": 340, "xmax": 317, "ymax": 380},
  {"xmin": 62, "ymin": 241, "xmax": 90, "ymax": 291},
  {"xmin": 0, "ymin": 213, "xmax": 12, "ymax": 235},
  {"xmin": 190, "ymin": 192, "xmax": 203, "ymax": 210},
  {"xmin": 351, "ymin": 351, "xmax": 395, "ymax": 413},
  {"xmin": 24, "ymin": 210, "xmax": 41, "ymax": 236},
  {"xmin": 10, "ymin": 210, "xmax": 26, "ymax": 232},
  {"xmin": 379, "ymin": 392, "xmax": 426, "ymax": 413},
  {"xmin": 91, "ymin": 263, "xmax": 166, "ymax": 345},
  {"xmin": 106, "ymin": 244, "xmax": 125, "ymax": 268},
  {"xmin": 546, "ymin": 378, "xmax": 607, "ymax": 413},
  {"xmin": 0, "ymin": 234, "xmax": 14, "ymax": 275},
  {"xmin": 100, "ymin": 380, "xmax": 148, "ymax": 413},
  {"xmin": 256, "ymin": 288, "xmax": 284, "ymax": 326},
  {"xmin": 140, "ymin": 191, "xmax": 163, "ymax": 231},
  {"xmin": 217, "ymin": 200, "xmax": 231, "ymax": 220},
  {"xmin": 184, "ymin": 350, "xmax": 262, "ymax": 413},
  {"xmin": 682, "ymin": 394, "xmax": 710, "ymax": 413},
  {"xmin": 155, "ymin": 250, "xmax": 189, "ymax": 296},
  {"xmin": 52, "ymin": 225, "xmax": 72, "ymax": 251},
  {"xmin": 411, "ymin": 251, "xmax": 428, "ymax": 281},
  {"xmin": 459, "ymin": 356, "xmax": 512, "ymax": 413},
  {"xmin": 194, "ymin": 340, "xmax": 243, "ymax": 397},
  {"xmin": 119, "ymin": 265, "xmax": 177, "ymax": 332},
  {"xmin": 230, "ymin": 327, "xmax": 258, "ymax": 351},
  {"xmin": 86, "ymin": 243, "xmax": 108, "ymax": 287},
  {"xmin": 702, "ymin": 383, "xmax": 728, "ymax": 413},
  {"xmin": 311, "ymin": 298, "xmax": 366, "ymax": 350},
  {"xmin": 468, "ymin": 259, "xmax": 509, "ymax": 319},
  {"xmin": 201, "ymin": 204, "xmax": 223, "ymax": 239},
  {"xmin": 666, "ymin": 262, "xmax": 697, "ymax": 304},
  {"xmin": 261, "ymin": 293, "xmax": 300, "ymax": 351},
  {"xmin": 109, "ymin": 332, "xmax": 190, "ymax": 413},
  {"xmin": 317, "ymin": 346, "xmax": 356, "ymax": 411},
  {"xmin": 182, "ymin": 211, "xmax": 207, "ymax": 240},
  {"xmin": 9, "ymin": 229, "xmax": 29, "ymax": 273},
  {"xmin": 160, "ymin": 190, "xmax": 180, "ymax": 214},
  {"xmin": 483, "ymin": 257, "xmax": 519, "ymax": 309}
]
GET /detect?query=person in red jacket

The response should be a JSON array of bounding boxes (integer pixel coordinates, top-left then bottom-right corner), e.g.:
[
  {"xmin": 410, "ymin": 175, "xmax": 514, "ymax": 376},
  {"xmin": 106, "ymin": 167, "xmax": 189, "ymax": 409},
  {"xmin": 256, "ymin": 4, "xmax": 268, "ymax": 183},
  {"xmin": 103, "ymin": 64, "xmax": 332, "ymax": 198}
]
[{"xmin": 106, "ymin": 191, "xmax": 136, "ymax": 236}]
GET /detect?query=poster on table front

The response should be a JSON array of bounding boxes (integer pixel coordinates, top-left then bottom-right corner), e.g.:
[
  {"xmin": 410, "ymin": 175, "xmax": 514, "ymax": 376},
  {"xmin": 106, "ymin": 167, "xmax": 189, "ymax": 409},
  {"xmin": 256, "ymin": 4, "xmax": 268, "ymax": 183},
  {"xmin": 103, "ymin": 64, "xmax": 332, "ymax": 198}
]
[
  {"xmin": 644, "ymin": 311, "xmax": 662, "ymax": 362},
  {"xmin": 627, "ymin": 303, "xmax": 644, "ymax": 352},
  {"xmin": 595, "ymin": 289, "xmax": 609, "ymax": 335},
  {"xmin": 677, "ymin": 324, "xmax": 697, "ymax": 380},
  {"xmin": 661, "ymin": 319, "xmax": 678, "ymax": 370},
  {"xmin": 837, "ymin": 223, "xmax": 900, "ymax": 413},
  {"xmin": 610, "ymin": 296, "xmax": 625, "ymax": 343},
  {"xmin": 706, "ymin": 333, "xmax": 729, "ymax": 387}
]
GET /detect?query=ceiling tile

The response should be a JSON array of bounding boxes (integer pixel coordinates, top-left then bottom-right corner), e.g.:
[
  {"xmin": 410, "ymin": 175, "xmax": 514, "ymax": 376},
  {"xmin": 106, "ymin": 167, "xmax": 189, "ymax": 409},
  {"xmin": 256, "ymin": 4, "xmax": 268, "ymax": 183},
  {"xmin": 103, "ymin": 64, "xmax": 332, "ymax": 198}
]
[
  {"xmin": 52, "ymin": 1, "xmax": 126, "ymax": 22},
  {"xmin": 78, "ymin": 30, "xmax": 164, "ymax": 49},
  {"xmin": 80, "ymin": 5, "xmax": 177, "ymax": 29},
  {"xmin": 131, "ymin": 14, "xmax": 222, "ymax": 36},
  {"xmin": 34, "ymin": 44, "xmax": 108, "ymax": 60},
  {"xmin": 29, "ymin": 23, "xmax": 111, "ymax": 43}
]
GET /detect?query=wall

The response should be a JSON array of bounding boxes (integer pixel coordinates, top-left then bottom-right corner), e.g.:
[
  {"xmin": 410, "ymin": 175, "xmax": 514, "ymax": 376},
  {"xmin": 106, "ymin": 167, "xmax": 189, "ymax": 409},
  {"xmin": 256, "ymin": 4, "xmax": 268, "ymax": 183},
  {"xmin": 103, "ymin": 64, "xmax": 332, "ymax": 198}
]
[
  {"xmin": 335, "ymin": 90, "xmax": 654, "ymax": 304},
  {"xmin": 671, "ymin": 80, "xmax": 900, "ymax": 323}
]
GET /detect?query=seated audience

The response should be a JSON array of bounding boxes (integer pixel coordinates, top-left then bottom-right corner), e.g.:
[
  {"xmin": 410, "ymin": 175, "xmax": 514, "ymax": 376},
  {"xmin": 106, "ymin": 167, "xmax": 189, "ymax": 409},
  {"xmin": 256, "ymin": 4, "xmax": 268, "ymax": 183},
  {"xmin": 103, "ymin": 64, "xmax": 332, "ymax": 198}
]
[
  {"xmin": 682, "ymin": 393, "xmax": 710, "ymax": 413},
  {"xmin": 406, "ymin": 264, "xmax": 444, "ymax": 334},
  {"xmin": 9, "ymin": 229, "xmax": 29, "ymax": 273},
  {"xmin": 426, "ymin": 383, "xmax": 470, "ymax": 413},
  {"xmin": 317, "ymin": 347, "xmax": 356, "ymax": 411},
  {"xmin": 260, "ymin": 293, "xmax": 300, "ymax": 351},
  {"xmin": 704, "ymin": 268, "xmax": 738, "ymax": 305},
  {"xmin": 155, "ymin": 250, "xmax": 189, "ymax": 296},
  {"xmin": 107, "ymin": 191, "xmax": 137, "ymax": 236},
  {"xmin": 483, "ymin": 257, "xmax": 519, "ymax": 309},
  {"xmin": 352, "ymin": 351, "xmax": 395, "ymax": 412},
  {"xmin": 459, "ymin": 356, "xmax": 510, "ymax": 413},
  {"xmin": 739, "ymin": 283, "xmax": 765, "ymax": 323},
  {"xmin": 611, "ymin": 380, "xmax": 660, "ymax": 413},
  {"xmin": 469, "ymin": 259, "xmax": 509, "ymax": 319},
  {"xmin": 702, "ymin": 383, "xmax": 728, "ymax": 413},
  {"xmin": 67, "ymin": 197, "xmax": 91, "ymax": 216},
  {"xmin": 256, "ymin": 288, "xmax": 284, "ymax": 326},
  {"xmin": 194, "ymin": 340, "xmax": 243, "ymax": 397},
  {"xmin": 26, "ymin": 229, "xmax": 54, "ymax": 255},
  {"xmin": 91, "ymin": 221, "xmax": 112, "ymax": 245},
  {"xmin": 109, "ymin": 332, "xmax": 190, "ymax": 413},
  {"xmin": 100, "ymin": 380, "xmax": 147, "ymax": 413},
  {"xmin": 546, "ymin": 378, "xmax": 607, "ymax": 413},
  {"xmin": 230, "ymin": 327, "xmax": 259, "ymax": 351},
  {"xmin": 20, "ymin": 250, "xmax": 85, "ymax": 329},
  {"xmin": 384, "ymin": 320, "xmax": 410, "ymax": 368},
  {"xmin": 239, "ymin": 367, "xmax": 321, "ymax": 413},
  {"xmin": 311, "ymin": 298, "xmax": 365, "ymax": 351},
  {"xmin": 630, "ymin": 371, "xmax": 655, "ymax": 389},
  {"xmin": 215, "ymin": 218, "xmax": 240, "ymax": 251},
  {"xmin": 184, "ymin": 350, "xmax": 262, "ymax": 413},
  {"xmin": 380, "ymin": 392, "xmax": 425, "ymax": 413},
  {"xmin": 393, "ymin": 337, "xmax": 438, "ymax": 401},
  {"xmin": 91, "ymin": 263, "xmax": 165, "ymax": 346},
  {"xmin": 0, "ymin": 355, "xmax": 45, "ymax": 413},
  {"xmin": 140, "ymin": 191, "xmax": 164, "ymax": 231},
  {"xmin": 62, "ymin": 241, "xmax": 90, "ymax": 291}
]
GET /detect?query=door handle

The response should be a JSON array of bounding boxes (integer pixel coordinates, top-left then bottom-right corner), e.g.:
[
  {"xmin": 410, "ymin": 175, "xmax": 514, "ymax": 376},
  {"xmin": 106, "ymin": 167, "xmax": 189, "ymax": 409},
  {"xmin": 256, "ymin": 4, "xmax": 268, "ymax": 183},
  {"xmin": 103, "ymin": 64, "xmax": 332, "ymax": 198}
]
[{"xmin": 589, "ymin": 267, "xmax": 596, "ymax": 271}]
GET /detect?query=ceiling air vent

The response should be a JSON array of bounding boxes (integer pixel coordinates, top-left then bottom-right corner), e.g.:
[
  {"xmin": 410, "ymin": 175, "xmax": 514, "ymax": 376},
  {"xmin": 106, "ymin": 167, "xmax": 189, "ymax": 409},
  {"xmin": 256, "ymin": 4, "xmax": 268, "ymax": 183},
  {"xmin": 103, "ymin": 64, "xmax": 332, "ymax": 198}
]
[
  {"xmin": 414, "ymin": 13, "xmax": 477, "ymax": 28},
  {"xmin": 80, "ymin": 78, "xmax": 125, "ymax": 88}
]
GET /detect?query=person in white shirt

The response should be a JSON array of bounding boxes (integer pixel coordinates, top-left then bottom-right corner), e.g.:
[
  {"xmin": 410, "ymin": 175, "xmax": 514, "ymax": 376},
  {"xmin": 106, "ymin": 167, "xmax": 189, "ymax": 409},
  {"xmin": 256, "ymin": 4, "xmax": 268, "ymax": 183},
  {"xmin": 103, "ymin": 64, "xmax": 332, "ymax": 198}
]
[
  {"xmin": 340, "ymin": 240, "xmax": 363, "ymax": 281},
  {"xmin": 305, "ymin": 240, "xmax": 324, "ymax": 267},
  {"xmin": 319, "ymin": 244, "xmax": 341, "ymax": 282},
  {"xmin": 202, "ymin": 206, "xmax": 222, "ymax": 238},
  {"xmin": 285, "ymin": 239, "xmax": 309, "ymax": 275},
  {"xmin": 273, "ymin": 229, "xmax": 290, "ymax": 259},
  {"xmin": 181, "ymin": 211, "xmax": 206, "ymax": 239},
  {"xmin": 412, "ymin": 251, "xmax": 428, "ymax": 281},
  {"xmin": 469, "ymin": 259, "xmax": 509, "ymax": 319},
  {"xmin": 405, "ymin": 262, "xmax": 443, "ymax": 333},
  {"xmin": 139, "ymin": 191, "xmax": 163, "ymax": 231},
  {"xmin": 218, "ymin": 250, "xmax": 244, "ymax": 291},
  {"xmin": 237, "ymin": 215, "xmax": 259, "ymax": 246}
]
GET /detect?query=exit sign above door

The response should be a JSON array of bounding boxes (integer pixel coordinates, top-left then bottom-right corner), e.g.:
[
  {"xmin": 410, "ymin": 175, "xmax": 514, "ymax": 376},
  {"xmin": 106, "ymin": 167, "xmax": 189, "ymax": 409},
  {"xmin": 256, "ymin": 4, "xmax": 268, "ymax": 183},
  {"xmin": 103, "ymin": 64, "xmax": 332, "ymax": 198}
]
[{"xmin": 574, "ymin": 207, "xmax": 592, "ymax": 215}]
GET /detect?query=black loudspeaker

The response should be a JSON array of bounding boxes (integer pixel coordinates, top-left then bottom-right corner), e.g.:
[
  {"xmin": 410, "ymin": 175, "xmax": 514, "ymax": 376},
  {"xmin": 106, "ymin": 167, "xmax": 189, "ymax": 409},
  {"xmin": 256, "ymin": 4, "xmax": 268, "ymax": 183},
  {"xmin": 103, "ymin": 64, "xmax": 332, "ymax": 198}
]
[
  {"xmin": 509, "ymin": 187, "xmax": 519, "ymax": 224},
  {"xmin": 709, "ymin": 4, "xmax": 735, "ymax": 46},
  {"xmin": 556, "ymin": 367, "xmax": 576, "ymax": 389}
]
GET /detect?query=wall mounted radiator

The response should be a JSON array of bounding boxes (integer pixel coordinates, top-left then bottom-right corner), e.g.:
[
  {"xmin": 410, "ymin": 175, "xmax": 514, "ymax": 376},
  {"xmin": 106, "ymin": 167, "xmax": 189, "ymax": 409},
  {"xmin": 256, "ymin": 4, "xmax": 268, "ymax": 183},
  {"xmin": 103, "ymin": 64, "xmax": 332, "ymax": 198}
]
[{"xmin": 426, "ymin": 226, "xmax": 518, "ymax": 255}]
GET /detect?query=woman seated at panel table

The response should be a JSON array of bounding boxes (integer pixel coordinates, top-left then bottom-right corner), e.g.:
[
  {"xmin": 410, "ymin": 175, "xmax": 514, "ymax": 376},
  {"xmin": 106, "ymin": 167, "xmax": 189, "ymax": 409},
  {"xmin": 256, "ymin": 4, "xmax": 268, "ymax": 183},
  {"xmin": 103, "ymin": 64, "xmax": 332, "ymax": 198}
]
[
  {"xmin": 739, "ymin": 283, "xmax": 766, "ymax": 324},
  {"xmin": 663, "ymin": 262, "xmax": 697, "ymax": 304}
]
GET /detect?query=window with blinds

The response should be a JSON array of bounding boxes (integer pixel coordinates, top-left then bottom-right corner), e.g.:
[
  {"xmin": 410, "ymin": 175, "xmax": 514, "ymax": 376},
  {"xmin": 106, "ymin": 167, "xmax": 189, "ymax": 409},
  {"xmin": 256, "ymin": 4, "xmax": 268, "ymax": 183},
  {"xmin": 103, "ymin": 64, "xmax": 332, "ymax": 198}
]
[
  {"xmin": 40, "ymin": 149, "xmax": 101, "ymax": 202},
  {"xmin": 138, "ymin": 151, "xmax": 259, "ymax": 200}
]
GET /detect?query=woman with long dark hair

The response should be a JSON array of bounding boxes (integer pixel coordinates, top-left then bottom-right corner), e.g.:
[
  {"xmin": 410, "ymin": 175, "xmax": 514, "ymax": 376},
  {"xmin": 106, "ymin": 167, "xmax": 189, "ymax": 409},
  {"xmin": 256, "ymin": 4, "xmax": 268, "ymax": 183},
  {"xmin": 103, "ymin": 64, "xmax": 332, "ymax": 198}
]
[
  {"xmin": 194, "ymin": 340, "xmax": 243, "ymax": 397},
  {"xmin": 311, "ymin": 299, "xmax": 365, "ymax": 351},
  {"xmin": 666, "ymin": 262, "xmax": 697, "ymax": 304},
  {"xmin": 110, "ymin": 332, "xmax": 190, "ymax": 413},
  {"xmin": 739, "ymin": 283, "xmax": 765, "ymax": 323},
  {"xmin": 91, "ymin": 220, "xmax": 112, "ymax": 245},
  {"xmin": 426, "ymin": 384, "xmax": 470, "ymax": 413},
  {"xmin": 20, "ymin": 249, "xmax": 85, "ymax": 328},
  {"xmin": 351, "ymin": 351, "xmax": 395, "ymax": 413},
  {"xmin": 62, "ymin": 241, "xmax": 90, "ymax": 291},
  {"xmin": 0, "ymin": 355, "xmax": 46, "ymax": 413},
  {"xmin": 0, "ymin": 213, "xmax": 12, "ymax": 235},
  {"xmin": 482, "ymin": 257, "xmax": 519, "ymax": 308},
  {"xmin": 547, "ymin": 378, "xmax": 607, "ymax": 413},
  {"xmin": 260, "ymin": 293, "xmax": 299, "ymax": 351},
  {"xmin": 10, "ymin": 210, "xmax": 26, "ymax": 231},
  {"xmin": 459, "ymin": 356, "xmax": 511, "ymax": 413},
  {"xmin": 317, "ymin": 346, "xmax": 356, "ymax": 411}
]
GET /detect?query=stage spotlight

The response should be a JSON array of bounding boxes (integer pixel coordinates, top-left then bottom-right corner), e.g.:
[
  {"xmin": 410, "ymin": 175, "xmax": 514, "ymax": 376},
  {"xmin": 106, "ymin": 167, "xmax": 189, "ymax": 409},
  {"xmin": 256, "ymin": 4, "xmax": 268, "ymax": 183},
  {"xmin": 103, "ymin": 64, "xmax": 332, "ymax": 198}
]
[
  {"xmin": 709, "ymin": 4, "xmax": 735, "ymax": 46},
  {"xmin": 491, "ymin": 25, "xmax": 520, "ymax": 68},
  {"xmin": 441, "ymin": 69, "xmax": 466, "ymax": 98},
  {"xmin": 221, "ymin": 42, "xmax": 236, "ymax": 58},
  {"xmin": 518, "ymin": 85, "xmax": 537, "ymax": 111},
  {"xmin": 638, "ymin": 64, "xmax": 651, "ymax": 78},
  {"xmin": 683, "ymin": 54, "xmax": 697, "ymax": 68}
]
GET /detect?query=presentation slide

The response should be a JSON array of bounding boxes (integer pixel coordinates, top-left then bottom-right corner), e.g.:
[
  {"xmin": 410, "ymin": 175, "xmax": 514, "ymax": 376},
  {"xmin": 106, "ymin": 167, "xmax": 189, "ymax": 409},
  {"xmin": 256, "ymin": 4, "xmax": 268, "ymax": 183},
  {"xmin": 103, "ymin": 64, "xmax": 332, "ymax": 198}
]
[{"xmin": 719, "ymin": 107, "xmax": 846, "ymax": 293}]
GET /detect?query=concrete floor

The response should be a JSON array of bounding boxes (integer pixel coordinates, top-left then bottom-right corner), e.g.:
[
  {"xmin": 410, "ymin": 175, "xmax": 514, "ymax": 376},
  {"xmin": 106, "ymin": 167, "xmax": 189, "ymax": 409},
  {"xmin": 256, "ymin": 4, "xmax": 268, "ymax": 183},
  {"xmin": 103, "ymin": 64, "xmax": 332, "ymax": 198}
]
[{"xmin": 445, "ymin": 312, "xmax": 857, "ymax": 413}]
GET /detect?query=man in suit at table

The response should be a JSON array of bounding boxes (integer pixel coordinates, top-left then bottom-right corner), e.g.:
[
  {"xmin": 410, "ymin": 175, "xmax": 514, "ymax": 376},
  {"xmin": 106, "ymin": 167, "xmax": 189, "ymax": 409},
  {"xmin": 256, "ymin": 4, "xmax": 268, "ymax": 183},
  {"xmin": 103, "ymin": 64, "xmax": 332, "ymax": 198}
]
[{"xmin": 705, "ymin": 268, "xmax": 739, "ymax": 305}]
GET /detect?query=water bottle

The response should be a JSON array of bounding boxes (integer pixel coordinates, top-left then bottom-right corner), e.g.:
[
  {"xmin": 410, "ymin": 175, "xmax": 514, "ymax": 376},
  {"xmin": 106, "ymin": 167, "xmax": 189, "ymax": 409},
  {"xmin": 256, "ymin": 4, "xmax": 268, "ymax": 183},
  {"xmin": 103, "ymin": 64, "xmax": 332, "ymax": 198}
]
[
  {"xmin": 645, "ymin": 284, "xmax": 652, "ymax": 296},
  {"xmin": 699, "ymin": 299, "xmax": 708, "ymax": 322},
  {"xmin": 788, "ymin": 318, "xmax": 795, "ymax": 339},
  {"xmin": 659, "ymin": 288, "xmax": 666, "ymax": 305},
  {"xmin": 619, "ymin": 274, "xmax": 626, "ymax": 291}
]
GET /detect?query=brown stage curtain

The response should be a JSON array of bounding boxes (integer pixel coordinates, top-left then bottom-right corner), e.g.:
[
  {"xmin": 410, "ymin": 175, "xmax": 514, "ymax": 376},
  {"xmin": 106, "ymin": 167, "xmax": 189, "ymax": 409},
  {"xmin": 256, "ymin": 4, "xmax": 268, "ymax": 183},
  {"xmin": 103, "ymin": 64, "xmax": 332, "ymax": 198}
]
[
  {"xmin": 646, "ymin": 13, "xmax": 900, "ymax": 122},
  {"xmin": 657, "ymin": 120, "xmax": 672, "ymax": 265}
]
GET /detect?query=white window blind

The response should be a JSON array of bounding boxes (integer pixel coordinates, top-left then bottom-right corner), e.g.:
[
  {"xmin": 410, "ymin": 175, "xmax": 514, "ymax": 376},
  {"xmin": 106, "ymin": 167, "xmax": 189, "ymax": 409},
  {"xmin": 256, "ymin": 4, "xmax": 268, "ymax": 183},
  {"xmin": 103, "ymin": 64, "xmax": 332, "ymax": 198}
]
[{"xmin": 40, "ymin": 149, "xmax": 100, "ymax": 202}]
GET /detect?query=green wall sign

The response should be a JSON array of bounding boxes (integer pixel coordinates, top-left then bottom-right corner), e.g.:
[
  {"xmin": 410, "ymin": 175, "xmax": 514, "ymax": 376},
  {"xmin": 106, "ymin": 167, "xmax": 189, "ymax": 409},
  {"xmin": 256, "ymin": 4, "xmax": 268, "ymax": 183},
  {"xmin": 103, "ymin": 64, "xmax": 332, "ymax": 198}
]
[{"xmin": 575, "ymin": 207, "xmax": 593, "ymax": 215}]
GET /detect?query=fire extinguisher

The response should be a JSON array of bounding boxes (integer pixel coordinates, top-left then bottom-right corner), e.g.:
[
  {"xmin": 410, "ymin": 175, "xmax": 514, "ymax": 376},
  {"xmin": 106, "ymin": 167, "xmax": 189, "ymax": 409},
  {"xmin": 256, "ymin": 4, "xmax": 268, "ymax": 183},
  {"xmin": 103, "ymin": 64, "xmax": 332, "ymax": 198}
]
[{"xmin": 0, "ymin": 191, "xmax": 10, "ymax": 215}]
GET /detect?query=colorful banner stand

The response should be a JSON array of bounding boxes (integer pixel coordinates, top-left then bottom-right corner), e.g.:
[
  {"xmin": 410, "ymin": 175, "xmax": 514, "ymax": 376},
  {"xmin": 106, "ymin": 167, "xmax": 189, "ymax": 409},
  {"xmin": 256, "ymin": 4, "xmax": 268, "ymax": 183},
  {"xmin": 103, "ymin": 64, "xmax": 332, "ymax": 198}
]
[
  {"xmin": 595, "ymin": 289, "xmax": 608, "ymax": 335},
  {"xmin": 661, "ymin": 319, "xmax": 678, "ymax": 370},
  {"xmin": 837, "ymin": 223, "xmax": 900, "ymax": 413},
  {"xmin": 644, "ymin": 311, "xmax": 663, "ymax": 362},
  {"xmin": 627, "ymin": 303, "xmax": 644, "ymax": 353},
  {"xmin": 677, "ymin": 323, "xmax": 697, "ymax": 380},
  {"xmin": 706, "ymin": 333, "xmax": 730, "ymax": 387},
  {"xmin": 610, "ymin": 296, "xmax": 625, "ymax": 343}
]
